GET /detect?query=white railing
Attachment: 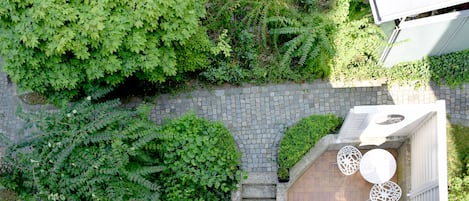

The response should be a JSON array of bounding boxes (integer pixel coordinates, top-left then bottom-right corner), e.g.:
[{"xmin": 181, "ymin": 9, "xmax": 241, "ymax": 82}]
[
  {"xmin": 408, "ymin": 180, "xmax": 439, "ymax": 201},
  {"xmin": 408, "ymin": 114, "xmax": 443, "ymax": 201}
]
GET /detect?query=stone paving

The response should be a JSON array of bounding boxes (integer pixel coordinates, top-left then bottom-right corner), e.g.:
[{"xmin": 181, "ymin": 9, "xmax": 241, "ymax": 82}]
[
  {"xmin": 151, "ymin": 82, "xmax": 469, "ymax": 172},
  {"xmin": 1, "ymin": 66, "xmax": 469, "ymax": 172},
  {"xmin": 0, "ymin": 65, "xmax": 24, "ymax": 144}
]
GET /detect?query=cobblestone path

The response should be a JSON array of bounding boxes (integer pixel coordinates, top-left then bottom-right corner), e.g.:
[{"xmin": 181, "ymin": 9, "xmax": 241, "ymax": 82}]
[
  {"xmin": 151, "ymin": 82, "xmax": 469, "ymax": 172},
  {"xmin": 1, "ymin": 68, "xmax": 469, "ymax": 172},
  {"xmin": 0, "ymin": 66, "xmax": 23, "ymax": 143}
]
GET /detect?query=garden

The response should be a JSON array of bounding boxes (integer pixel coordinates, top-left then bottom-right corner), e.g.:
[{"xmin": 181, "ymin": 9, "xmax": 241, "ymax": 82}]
[
  {"xmin": 1, "ymin": 0, "xmax": 469, "ymax": 200},
  {"xmin": 0, "ymin": 92, "xmax": 243, "ymax": 200}
]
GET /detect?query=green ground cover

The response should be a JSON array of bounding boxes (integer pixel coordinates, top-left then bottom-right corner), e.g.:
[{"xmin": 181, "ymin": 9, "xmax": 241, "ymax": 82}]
[{"xmin": 447, "ymin": 124, "xmax": 469, "ymax": 200}]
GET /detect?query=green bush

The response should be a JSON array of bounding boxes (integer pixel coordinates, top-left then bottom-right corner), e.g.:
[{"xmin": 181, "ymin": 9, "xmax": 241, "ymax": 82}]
[
  {"xmin": 447, "ymin": 124, "xmax": 469, "ymax": 200},
  {"xmin": 0, "ymin": 0, "xmax": 210, "ymax": 102},
  {"xmin": 277, "ymin": 114, "xmax": 341, "ymax": 172},
  {"xmin": 328, "ymin": 0, "xmax": 386, "ymax": 82},
  {"xmin": 201, "ymin": 62, "xmax": 247, "ymax": 85},
  {"xmin": 0, "ymin": 95, "xmax": 162, "ymax": 200},
  {"xmin": 152, "ymin": 113, "xmax": 243, "ymax": 200}
]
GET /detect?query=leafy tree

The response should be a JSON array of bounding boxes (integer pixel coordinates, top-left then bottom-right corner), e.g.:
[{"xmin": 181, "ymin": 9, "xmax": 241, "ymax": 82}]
[
  {"xmin": 0, "ymin": 94, "xmax": 163, "ymax": 200},
  {"xmin": 0, "ymin": 0, "xmax": 210, "ymax": 102}
]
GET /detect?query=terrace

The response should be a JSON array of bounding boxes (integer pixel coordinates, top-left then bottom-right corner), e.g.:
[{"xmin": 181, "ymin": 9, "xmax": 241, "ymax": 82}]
[{"xmin": 277, "ymin": 101, "xmax": 448, "ymax": 201}]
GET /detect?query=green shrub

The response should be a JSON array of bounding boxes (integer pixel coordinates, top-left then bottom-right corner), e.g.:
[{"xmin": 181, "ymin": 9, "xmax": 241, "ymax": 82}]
[
  {"xmin": 201, "ymin": 62, "xmax": 247, "ymax": 85},
  {"xmin": 278, "ymin": 114, "xmax": 341, "ymax": 171},
  {"xmin": 328, "ymin": 0, "xmax": 386, "ymax": 82},
  {"xmin": 447, "ymin": 124, "xmax": 469, "ymax": 200},
  {"xmin": 0, "ymin": 0, "xmax": 210, "ymax": 102},
  {"xmin": 0, "ymin": 95, "xmax": 162, "ymax": 200},
  {"xmin": 152, "ymin": 113, "xmax": 243, "ymax": 200}
]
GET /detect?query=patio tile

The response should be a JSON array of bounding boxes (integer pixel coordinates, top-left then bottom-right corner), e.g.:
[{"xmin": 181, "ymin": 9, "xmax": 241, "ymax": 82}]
[{"xmin": 288, "ymin": 150, "xmax": 398, "ymax": 201}]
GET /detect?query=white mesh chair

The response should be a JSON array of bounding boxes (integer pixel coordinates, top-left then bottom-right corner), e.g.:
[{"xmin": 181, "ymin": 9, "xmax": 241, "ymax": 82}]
[
  {"xmin": 336, "ymin": 145, "xmax": 362, "ymax": 175},
  {"xmin": 369, "ymin": 181, "xmax": 402, "ymax": 201}
]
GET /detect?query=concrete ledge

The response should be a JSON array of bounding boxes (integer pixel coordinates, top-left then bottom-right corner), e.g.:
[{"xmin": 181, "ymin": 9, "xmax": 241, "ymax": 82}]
[
  {"xmin": 243, "ymin": 172, "xmax": 277, "ymax": 184},
  {"xmin": 276, "ymin": 183, "xmax": 288, "ymax": 201},
  {"xmin": 329, "ymin": 78, "xmax": 387, "ymax": 88},
  {"xmin": 242, "ymin": 184, "xmax": 276, "ymax": 199}
]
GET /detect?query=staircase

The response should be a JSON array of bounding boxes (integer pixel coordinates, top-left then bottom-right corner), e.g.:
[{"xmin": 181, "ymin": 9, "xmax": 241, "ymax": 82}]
[{"xmin": 241, "ymin": 172, "xmax": 277, "ymax": 201}]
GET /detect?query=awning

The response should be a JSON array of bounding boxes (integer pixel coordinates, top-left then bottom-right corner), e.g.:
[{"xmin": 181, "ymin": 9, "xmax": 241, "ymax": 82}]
[{"xmin": 370, "ymin": 0, "xmax": 469, "ymax": 24}]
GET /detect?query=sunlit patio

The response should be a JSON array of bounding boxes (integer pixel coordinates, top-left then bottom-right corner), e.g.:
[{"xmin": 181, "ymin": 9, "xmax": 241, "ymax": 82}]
[
  {"xmin": 277, "ymin": 101, "xmax": 448, "ymax": 201},
  {"xmin": 288, "ymin": 149, "xmax": 398, "ymax": 200}
]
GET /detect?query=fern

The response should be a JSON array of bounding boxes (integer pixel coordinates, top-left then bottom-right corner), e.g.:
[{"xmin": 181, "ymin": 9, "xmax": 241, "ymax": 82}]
[
  {"xmin": 242, "ymin": 0, "xmax": 294, "ymax": 46},
  {"xmin": 131, "ymin": 166, "xmax": 165, "ymax": 176},
  {"xmin": 125, "ymin": 171, "xmax": 159, "ymax": 191},
  {"xmin": 271, "ymin": 13, "xmax": 334, "ymax": 77},
  {"xmin": 0, "ymin": 97, "xmax": 163, "ymax": 200},
  {"xmin": 131, "ymin": 131, "xmax": 163, "ymax": 150},
  {"xmin": 83, "ymin": 132, "xmax": 119, "ymax": 145}
]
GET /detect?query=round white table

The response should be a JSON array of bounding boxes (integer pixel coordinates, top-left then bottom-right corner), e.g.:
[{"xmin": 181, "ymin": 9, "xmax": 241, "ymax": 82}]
[{"xmin": 359, "ymin": 149, "xmax": 396, "ymax": 184}]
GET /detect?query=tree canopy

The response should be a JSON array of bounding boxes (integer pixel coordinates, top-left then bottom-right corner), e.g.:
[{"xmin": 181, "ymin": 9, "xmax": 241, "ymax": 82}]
[{"xmin": 0, "ymin": 0, "xmax": 210, "ymax": 101}]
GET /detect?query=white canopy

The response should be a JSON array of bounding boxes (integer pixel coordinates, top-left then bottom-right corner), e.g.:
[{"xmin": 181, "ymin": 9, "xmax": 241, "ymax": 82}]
[{"xmin": 370, "ymin": 0, "xmax": 469, "ymax": 24}]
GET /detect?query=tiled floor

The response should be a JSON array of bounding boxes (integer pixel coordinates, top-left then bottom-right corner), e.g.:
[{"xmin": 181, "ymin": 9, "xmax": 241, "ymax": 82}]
[{"xmin": 288, "ymin": 150, "xmax": 398, "ymax": 201}]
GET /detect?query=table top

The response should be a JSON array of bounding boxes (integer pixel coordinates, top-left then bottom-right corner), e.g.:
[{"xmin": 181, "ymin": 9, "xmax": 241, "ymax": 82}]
[{"xmin": 359, "ymin": 149, "xmax": 397, "ymax": 184}]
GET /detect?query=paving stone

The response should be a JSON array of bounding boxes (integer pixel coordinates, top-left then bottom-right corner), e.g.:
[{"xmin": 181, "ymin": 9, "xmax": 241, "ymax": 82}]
[
  {"xmin": 1, "ymin": 65, "xmax": 469, "ymax": 172},
  {"xmin": 148, "ymin": 83, "xmax": 469, "ymax": 172}
]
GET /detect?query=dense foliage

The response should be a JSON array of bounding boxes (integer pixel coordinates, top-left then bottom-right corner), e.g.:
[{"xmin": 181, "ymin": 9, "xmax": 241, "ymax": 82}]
[
  {"xmin": 277, "ymin": 114, "xmax": 341, "ymax": 179},
  {"xmin": 0, "ymin": 0, "xmax": 210, "ymax": 102},
  {"xmin": 202, "ymin": 0, "xmax": 387, "ymax": 85},
  {"xmin": 0, "ymin": 96, "xmax": 162, "ymax": 200},
  {"xmin": 203, "ymin": 0, "xmax": 469, "ymax": 88},
  {"xmin": 377, "ymin": 49, "xmax": 469, "ymax": 88},
  {"xmin": 1, "ymin": 0, "xmax": 468, "ymax": 102},
  {"xmin": 152, "ymin": 113, "xmax": 242, "ymax": 200},
  {"xmin": 328, "ymin": 0, "xmax": 386, "ymax": 82},
  {"xmin": 0, "ymin": 99, "xmax": 242, "ymax": 200},
  {"xmin": 202, "ymin": 0, "xmax": 337, "ymax": 84},
  {"xmin": 447, "ymin": 124, "xmax": 469, "ymax": 200}
]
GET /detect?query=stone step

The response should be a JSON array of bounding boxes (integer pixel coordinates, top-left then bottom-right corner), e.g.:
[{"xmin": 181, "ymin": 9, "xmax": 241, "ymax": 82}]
[
  {"xmin": 242, "ymin": 199, "xmax": 276, "ymax": 201},
  {"xmin": 244, "ymin": 172, "xmax": 278, "ymax": 184},
  {"xmin": 242, "ymin": 184, "xmax": 276, "ymax": 199}
]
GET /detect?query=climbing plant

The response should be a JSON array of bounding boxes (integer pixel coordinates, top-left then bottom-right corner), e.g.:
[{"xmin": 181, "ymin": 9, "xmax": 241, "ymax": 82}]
[{"xmin": 0, "ymin": 0, "xmax": 210, "ymax": 102}]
